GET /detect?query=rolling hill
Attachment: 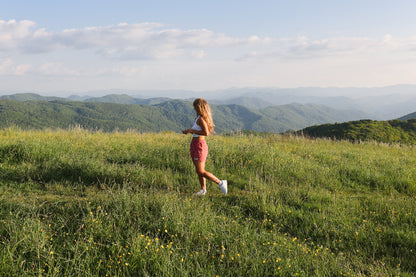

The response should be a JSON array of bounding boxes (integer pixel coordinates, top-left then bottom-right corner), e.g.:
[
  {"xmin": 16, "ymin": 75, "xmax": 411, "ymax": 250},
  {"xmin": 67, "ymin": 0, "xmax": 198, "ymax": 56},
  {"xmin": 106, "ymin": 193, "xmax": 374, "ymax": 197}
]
[
  {"xmin": 85, "ymin": 94, "xmax": 172, "ymax": 105},
  {"xmin": 258, "ymin": 103, "xmax": 367, "ymax": 131},
  {"xmin": 210, "ymin": 97, "xmax": 272, "ymax": 110},
  {"xmin": 0, "ymin": 93, "xmax": 66, "ymax": 102},
  {"xmin": 0, "ymin": 99, "xmax": 368, "ymax": 133},
  {"xmin": 399, "ymin": 111, "xmax": 416, "ymax": 121},
  {"xmin": 203, "ymin": 85, "xmax": 416, "ymax": 119},
  {"xmin": 2, "ymin": 84, "xmax": 416, "ymax": 120},
  {"xmin": 0, "ymin": 100, "xmax": 190, "ymax": 132},
  {"xmin": 298, "ymin": 119, "xmax": 416, "ymax": 144}
]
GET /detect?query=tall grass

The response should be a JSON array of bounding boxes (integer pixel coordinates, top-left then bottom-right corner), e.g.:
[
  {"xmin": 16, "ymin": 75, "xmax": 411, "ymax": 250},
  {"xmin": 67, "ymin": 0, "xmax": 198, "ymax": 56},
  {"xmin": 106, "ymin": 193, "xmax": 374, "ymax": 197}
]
[{"xmin": 0, "ymin": 128, "xmax": 415, "ymax": 276}]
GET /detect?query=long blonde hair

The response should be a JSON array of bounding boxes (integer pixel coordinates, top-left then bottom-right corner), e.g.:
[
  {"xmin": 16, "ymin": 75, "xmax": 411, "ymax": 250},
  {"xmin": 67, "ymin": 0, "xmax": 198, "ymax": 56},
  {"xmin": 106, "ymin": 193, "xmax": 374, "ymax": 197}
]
[{"xmin": 193, "ymin": 98, "xmax": 215, "ymax": 134}]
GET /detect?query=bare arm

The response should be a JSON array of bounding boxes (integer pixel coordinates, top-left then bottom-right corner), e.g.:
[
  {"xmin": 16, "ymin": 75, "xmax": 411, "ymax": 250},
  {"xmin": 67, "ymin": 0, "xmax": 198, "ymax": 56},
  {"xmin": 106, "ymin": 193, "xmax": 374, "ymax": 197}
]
[
  {"xmin": 196, "ymin": 116, "xmax": 210, "ymax": 136},
  {"xmin": 182, "ymin": 116, "xmax": 210, "ymax": 136}
]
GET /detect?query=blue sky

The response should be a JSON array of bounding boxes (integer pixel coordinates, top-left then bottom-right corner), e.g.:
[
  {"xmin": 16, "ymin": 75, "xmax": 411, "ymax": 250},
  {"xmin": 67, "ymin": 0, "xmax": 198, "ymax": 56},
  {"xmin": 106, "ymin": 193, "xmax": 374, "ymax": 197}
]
[{"xmin": 1, "ymin": 0, "xmax": 416, "ymax": 95}]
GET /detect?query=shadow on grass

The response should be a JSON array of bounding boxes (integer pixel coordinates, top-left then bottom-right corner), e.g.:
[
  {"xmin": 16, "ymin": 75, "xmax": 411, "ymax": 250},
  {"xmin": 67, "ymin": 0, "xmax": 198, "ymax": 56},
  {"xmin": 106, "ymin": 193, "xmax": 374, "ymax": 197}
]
[{"xmin": 0, "ymin": 161, "xmax": 124, "ymax": 188}]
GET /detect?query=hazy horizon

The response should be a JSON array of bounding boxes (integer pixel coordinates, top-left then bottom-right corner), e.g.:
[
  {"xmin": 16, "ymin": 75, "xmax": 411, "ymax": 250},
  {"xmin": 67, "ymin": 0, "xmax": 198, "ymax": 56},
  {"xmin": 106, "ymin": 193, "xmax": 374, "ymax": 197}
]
[
  {"xmin": 1, "ymin": 84, "xmax": 416, "ymax": 120},
  {"xmin": 1, "ymin": 84, "xmax": 416, "ymax": 99}
]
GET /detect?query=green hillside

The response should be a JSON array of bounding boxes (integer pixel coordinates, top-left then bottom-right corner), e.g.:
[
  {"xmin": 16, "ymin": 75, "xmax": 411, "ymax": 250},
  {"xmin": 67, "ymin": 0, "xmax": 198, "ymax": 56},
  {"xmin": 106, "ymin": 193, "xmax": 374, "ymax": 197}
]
[
  {"xmin": 86, "ymin": 94, "xmax": 172, "ymax": 105},
  {"xmin": 211, "ymin": 96, "xmax": 272, "ymax": 110},
  {"xmin": 0, "ymin": 129, "xmax": 415, "ymax": 276},
  {"xmin": 0, "ymin": 100, "xmax": 190, "ymax": 132},
  {"xmin": 85, "ymin": 94, "xmax": 140, "ymax": 104},
  {"xmin": 399, "ymin": 111, "xmax": 416, "ymax": 121},
  {"xmin": 0, "ymin": 93, "xmax": 66, "ymax": 102},
  {"xmin": 260, "ymin": 103, "xmax": 367, "ymax": 131},
  {"xmin": 0, "ymin": 99, "xmax": 368, "ymax": 133},
  {"xmin": 299, "ymin": 119, "xmax": 416, "ymax": 144}
]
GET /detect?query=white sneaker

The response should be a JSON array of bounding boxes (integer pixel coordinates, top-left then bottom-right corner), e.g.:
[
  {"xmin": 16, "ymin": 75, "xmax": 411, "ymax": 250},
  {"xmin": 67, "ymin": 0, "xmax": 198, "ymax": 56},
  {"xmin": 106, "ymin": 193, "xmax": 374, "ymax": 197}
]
[
  {"xmin": 219, "ymin": 180, "xmax": 227, "ymax": 195},
  {"xmin": 194, "ymin": 189, "xmax": 206, "ymax": 196}
]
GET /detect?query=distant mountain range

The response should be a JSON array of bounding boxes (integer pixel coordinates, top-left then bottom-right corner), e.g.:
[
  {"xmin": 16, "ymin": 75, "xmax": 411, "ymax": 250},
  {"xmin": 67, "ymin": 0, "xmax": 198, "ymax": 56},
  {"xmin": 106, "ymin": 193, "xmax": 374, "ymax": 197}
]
[
  {"xmin": 204, "ymin": 85, "xmax": 416, "ymax": 120},
  {"xmin": 0, "ymin": 97, "xmax": 369, "ymax": 133},
  {"xmin": 2, "ymin": 84, "xmax": 416, "ymax": 120},
  {"xmin": 1, "ymin": 86, "xmax": 416, "ymax": 135}
]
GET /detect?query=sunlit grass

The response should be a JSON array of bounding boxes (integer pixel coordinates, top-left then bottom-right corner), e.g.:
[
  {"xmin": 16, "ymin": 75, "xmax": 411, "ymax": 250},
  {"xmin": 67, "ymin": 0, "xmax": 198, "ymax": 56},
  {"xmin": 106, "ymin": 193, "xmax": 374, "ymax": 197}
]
[{"xmin": 0, "ymin": 128, "xmax": 415, "ymax": 276}]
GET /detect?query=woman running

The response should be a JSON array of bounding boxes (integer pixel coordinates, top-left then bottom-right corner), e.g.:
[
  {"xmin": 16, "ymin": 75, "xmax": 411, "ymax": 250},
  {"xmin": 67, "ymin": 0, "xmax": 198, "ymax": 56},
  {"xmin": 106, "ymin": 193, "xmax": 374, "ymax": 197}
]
[{"xmin": 182, "ymin": 98, "xmax": 227, "ymax": 195}]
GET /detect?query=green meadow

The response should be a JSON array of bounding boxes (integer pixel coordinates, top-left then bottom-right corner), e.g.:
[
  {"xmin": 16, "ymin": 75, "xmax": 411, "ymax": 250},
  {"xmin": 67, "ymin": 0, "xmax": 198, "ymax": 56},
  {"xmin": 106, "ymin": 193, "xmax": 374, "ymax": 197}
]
[{"xmin": 0, "ymin": 128, "xmax": 415, "ymax": 276}]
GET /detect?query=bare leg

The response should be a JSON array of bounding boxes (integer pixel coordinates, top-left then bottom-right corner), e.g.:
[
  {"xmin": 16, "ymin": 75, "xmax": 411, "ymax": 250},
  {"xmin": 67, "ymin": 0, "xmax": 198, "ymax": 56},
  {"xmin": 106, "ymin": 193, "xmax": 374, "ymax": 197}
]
[
  {"xmin": 198, "ymin": 172, "xmax": 206, "ymax": 190},
  {"xmin": 192, "ymin": 159, "xmax": 220, "ymax": 190}
]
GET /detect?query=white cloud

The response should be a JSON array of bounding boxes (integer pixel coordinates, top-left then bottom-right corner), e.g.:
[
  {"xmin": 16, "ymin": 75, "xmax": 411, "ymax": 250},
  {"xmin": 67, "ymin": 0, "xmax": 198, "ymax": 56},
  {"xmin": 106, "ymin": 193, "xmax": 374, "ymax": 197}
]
[
  {"xmin": 4, "ymin": 19, "xmax": 415, "ymax": 63},
  {"xmin": 234, "ymin": 35, "xmax": 416, "ymax": 62},
  {"xmin": 109, "ymin": 66, "xmax": 142, "ymax": 77},
  {"xmin": 0, "ymin": 58, "xmax": 13, "ymax": 72},
  {"xmin": 191, "ymin": 50, "xmax": 206, "ymax": 59},
  {"xmin": 0, "ymin": 20, "xmax": 251, "ymax": 60},
  {"xmin": 14, "ymin": 64, "xmax": 32, "ymax": 75},
  {"xmin": 1, "ymin": 20, "xmax": 416, "ymax": 91},
  {"xmin": 38, "ymin": 63, "xmax": 80, "ymax": 76},
  {"xmin": 0, "ymin": 58, "xmax": 32, "ymax": 75},
  {"xmin": 0, "ymin": 20, "xmax": 36, "ymax": 50}
]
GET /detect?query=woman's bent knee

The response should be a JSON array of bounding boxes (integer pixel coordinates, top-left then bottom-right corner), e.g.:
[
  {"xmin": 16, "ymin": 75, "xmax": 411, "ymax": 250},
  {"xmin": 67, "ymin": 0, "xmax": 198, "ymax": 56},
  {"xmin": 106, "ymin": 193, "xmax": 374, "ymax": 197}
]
[{"xmin": 196, "ymin": 170, "xmax": 205, "ymax": 177}]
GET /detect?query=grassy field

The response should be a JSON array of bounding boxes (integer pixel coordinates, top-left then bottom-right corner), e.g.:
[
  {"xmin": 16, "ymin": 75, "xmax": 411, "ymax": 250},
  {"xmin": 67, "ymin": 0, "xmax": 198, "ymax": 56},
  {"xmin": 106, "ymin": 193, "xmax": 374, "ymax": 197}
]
[{"xmin": 0, "ymin": 128, "xmax": 415, "ymax": 276}]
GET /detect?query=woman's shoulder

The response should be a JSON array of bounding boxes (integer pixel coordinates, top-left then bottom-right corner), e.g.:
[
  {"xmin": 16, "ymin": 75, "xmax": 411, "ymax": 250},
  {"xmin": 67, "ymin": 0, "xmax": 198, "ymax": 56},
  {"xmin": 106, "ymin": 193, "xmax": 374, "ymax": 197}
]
[{"xmin": 197, "ymin": 115, "xmax": 206, "ymax": 123}]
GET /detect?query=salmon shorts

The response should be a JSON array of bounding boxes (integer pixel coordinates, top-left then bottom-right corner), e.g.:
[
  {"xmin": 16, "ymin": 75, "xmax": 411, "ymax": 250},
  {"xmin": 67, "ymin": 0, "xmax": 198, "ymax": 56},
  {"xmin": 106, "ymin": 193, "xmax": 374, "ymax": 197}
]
[{"xmin": 190, "ymin": 139, "xmax": 208, "ymax": 162}]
